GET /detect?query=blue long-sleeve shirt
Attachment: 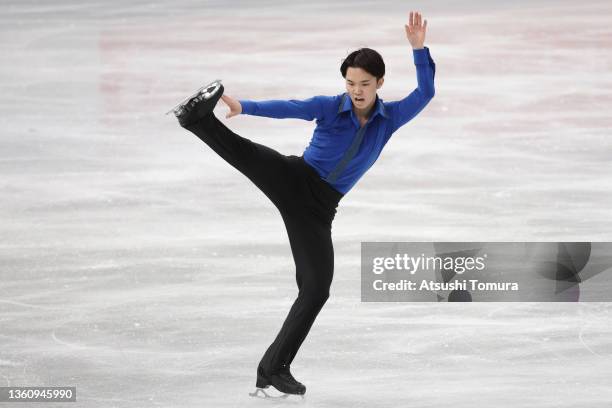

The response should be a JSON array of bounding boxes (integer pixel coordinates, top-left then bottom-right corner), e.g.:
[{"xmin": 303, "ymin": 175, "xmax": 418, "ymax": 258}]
[{"xmin": 239, "ymin": 47, "xmax": 436, "ymax": 194}]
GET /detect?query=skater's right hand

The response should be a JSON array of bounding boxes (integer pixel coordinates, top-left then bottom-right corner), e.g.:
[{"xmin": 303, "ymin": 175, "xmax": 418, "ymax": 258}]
[{"xmin": 221, "ymin": 94, "xmax": 242, "ymax": 119}]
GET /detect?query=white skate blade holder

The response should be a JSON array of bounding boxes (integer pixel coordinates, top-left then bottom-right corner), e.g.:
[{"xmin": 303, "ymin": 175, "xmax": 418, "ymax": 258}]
[
  {"xmin": 166, "ymin": 79, "xmax": 223, "ymax": 115},
  {"xmin": 249, "ymin": 387, "xmax": 306, "ymax": 402}
]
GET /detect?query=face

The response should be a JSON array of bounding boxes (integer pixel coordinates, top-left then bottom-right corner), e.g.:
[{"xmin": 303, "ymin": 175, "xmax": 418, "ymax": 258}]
[{"xmin": 345, "ymin": 67, "xmax": 384, "ymax": 112}]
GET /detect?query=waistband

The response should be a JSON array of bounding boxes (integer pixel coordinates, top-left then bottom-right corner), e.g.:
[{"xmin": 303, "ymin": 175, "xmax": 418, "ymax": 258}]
[{"xmin": 296, "ymin": 155, "xmax": 344, "ymax": 205}]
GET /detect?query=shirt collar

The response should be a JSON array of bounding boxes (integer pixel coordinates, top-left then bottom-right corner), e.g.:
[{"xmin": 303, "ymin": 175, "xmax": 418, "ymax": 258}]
[{"xmin": 337, "ymin": 92, "xmax": 389, "ymax": 119}]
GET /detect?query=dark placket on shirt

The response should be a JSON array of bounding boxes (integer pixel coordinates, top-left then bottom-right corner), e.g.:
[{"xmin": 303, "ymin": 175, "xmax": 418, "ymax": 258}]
[{"xmin": 325, "ymin": 96, "xmax": 371, "ymax": 184}]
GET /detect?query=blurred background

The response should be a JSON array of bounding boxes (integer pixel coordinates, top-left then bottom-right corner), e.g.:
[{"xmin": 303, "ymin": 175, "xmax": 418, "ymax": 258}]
[{"xmin": 1, "ymin": 1, "xmax": 611, "ymax": 407}]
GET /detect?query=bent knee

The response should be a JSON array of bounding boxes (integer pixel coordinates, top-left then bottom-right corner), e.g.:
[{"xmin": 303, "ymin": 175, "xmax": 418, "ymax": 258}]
[{"xmin": 299, "ymin": 288, "xmax": 330, "ymax": 308}]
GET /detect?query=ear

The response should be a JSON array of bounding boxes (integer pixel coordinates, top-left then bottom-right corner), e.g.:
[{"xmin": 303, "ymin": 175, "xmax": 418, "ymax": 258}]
[{"xmin": 377, "ymin": 77, "xmax": 384, "ymax": 89}]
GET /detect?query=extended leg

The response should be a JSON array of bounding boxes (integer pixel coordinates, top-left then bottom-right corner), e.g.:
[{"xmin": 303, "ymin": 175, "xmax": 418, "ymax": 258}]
[
  {"xmin": 175, "ymin": 82, "xmax": 299, "ymax": 211},
  {"xmin": 183, "ymin": 113, "xmax": 300, "ymax": 211}
]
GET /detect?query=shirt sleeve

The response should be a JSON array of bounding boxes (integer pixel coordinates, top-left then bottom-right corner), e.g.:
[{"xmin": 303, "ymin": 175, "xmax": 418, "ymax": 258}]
[
  {"xmin": 387, "ymin": 46, "xmax": 436, "ymax": 134},
  {"xmin": 238, "ymin": 95, "xmax": 327, "ymax": 121}
]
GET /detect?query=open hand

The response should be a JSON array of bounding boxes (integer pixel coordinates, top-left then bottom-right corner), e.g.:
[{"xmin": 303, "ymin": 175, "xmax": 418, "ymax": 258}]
[
  {"xmin": 405, "ymin": 11, "xmax": 427, "ymax": 49},
  {"xmin": 220, "ymin": 94, "xmax": 242, "ymax": 119}
]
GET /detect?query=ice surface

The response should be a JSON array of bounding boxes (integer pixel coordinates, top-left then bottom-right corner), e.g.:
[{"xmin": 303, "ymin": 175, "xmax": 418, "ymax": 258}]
[{"xmin": 1, "ymin": 0, "xmax": 612, "ymax": 407}]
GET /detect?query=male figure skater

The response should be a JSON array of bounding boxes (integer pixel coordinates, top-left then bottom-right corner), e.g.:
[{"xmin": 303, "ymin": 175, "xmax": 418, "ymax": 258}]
[{"xmin": 171, "ymin": 11, "xmax": 434, "ymax": 397}]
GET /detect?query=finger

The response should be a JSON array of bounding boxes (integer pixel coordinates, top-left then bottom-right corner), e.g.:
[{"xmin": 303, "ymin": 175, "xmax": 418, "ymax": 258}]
[
  {"xmin": 417, "ymin": 12, "xmax": 421, "ymax": 27},
  {"xmin": 423, "ymin": 19, "xmax": 427, "ymax": 31},
  {"xmin": 408, "ymin": 11, "xmax": 413, "ymax": 28}
]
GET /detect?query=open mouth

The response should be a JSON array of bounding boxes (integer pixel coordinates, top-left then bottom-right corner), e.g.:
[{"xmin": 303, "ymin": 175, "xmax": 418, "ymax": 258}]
[{"xmin": 355, "ymin": 97, "xmax": 365, "ymax": 103}]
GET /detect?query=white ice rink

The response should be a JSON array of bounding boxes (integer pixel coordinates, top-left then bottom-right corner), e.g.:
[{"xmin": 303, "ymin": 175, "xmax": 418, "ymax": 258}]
[{"xmin": 1, "ymin": 0, "xmax": 612, "ymax": 406}]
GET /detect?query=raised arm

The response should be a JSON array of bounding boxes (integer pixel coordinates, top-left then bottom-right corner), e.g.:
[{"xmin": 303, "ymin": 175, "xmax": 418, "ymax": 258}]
[
  {"xmin": 220, "ymin": 93, "xmax": 326, "ymax": 121},
  {"xmin": 389, "ymin": 11, "xmax": 436, "ymax": 133}
]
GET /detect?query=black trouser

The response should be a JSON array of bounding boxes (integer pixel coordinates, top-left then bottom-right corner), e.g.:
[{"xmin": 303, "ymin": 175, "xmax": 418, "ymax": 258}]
[{"xmin": 183, "ymin": 113, "xmax": 343, "ymax": 374}]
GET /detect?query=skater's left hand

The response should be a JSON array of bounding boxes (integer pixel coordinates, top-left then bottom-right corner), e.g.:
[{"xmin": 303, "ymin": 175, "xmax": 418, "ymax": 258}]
[{"xmin": 405, "ymin": 11, "xmax": 427, "ymax": 49}]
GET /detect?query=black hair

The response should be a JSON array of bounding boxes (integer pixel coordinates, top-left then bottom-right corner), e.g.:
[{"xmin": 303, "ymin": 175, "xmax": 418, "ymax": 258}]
[{"xmin": 340, "ymin": 48, "xmax": 385, "ymax": 80}]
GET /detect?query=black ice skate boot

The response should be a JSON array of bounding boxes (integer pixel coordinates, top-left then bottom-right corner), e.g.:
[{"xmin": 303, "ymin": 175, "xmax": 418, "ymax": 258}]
[
  {"xmin": 251, "ymin": 365, "xmax": 306, "ymax": 398},
  {"xmin": 167, "ymin": 79, "xmax": 224, "ymax": 127}
]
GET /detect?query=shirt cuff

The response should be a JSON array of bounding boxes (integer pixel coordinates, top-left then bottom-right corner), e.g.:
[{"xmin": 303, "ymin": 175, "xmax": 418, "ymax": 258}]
[
  {"xmin": 239, "ymin": 100, "xmax": 255, "ymax": 115},
  {"xmin": 413, "ymin": 46, "xmax": 430, "ymax": 65}
]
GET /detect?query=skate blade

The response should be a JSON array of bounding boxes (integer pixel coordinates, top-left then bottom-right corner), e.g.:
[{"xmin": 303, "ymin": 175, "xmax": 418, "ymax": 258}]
[
  {"xmin": 249, "ymin": 387, "xmax": 305, "ymax": 401},
  {"xmin": 165, "ymin": 79, "xmax": 222, "ymax": 115}
]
